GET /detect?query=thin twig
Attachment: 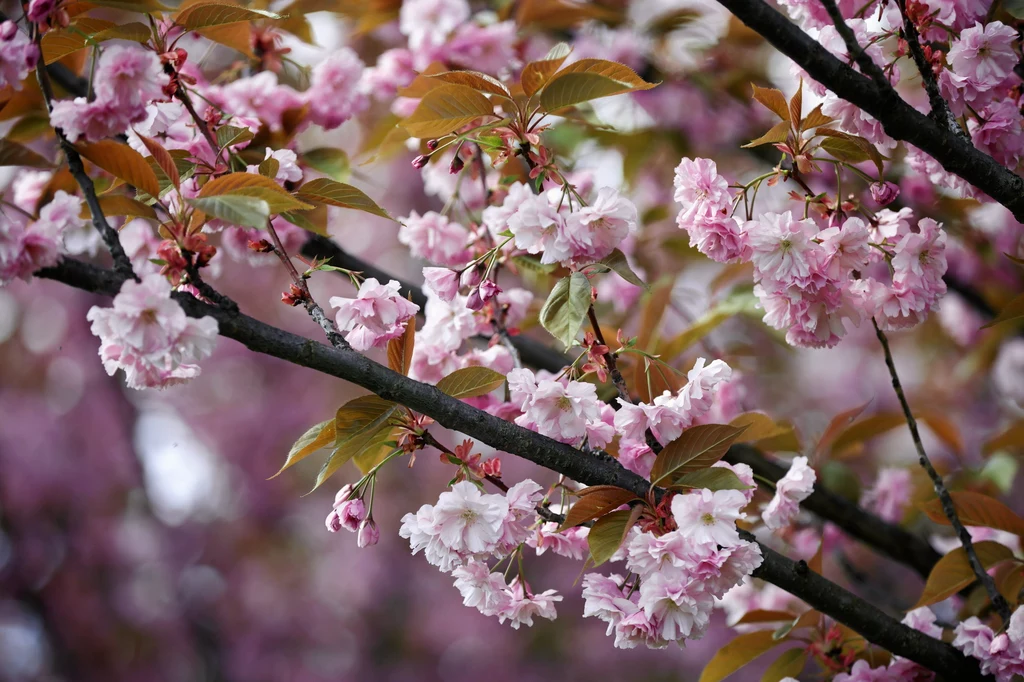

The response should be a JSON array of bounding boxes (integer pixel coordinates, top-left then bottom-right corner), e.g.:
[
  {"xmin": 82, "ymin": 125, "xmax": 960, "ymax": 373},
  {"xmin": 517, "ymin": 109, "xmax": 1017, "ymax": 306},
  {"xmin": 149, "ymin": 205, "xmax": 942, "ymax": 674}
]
[
  {"xmin": 32, "ymin": 31, "xmax": 136, "ymax": 282},
  {"xmin": 817, "ymin": 0, "xmax": 892, "ymax": 88},
  {"xmin": 873, "ymin": 318, "xmax": 1011, "ymax": 623},
  {"xmin": 266, "ymin": 220, "xmax": 349, "ymax": 349},
  {"xmin": 587, "ymin": 305, "xmax": 631, "ymax": 403}
]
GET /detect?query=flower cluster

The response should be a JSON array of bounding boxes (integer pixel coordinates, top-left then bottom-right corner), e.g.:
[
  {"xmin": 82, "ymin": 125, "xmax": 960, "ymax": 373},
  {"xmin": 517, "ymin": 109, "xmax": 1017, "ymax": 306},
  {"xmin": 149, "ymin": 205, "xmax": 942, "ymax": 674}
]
[
  {"xmin": 87, "ymin": 274, "xmax": 219, "ymax": 389},
  {"xmin": 614, "ymin": 358, "xmax": 732, "ymax": 477},
  {"xmin": 581, "ymin": 489, "xmax": 762, "ymax": 648},
  {"xmin": 834, "ymin": 608, "xmax": 949, "ymax": 681},
  {"xmin": 953, "ymin": 607, "xmax": 1024, "ymax": 681},
  {"xmin": 507, "ymin": 368, "xmax": 615, "ymax": 448},
  {"xmin": 51, "ymin": 45, "xmax": 169, "ymax": 143},
  {"xmin": 0, "ymin": 21, "xmax": 38, "ymax": 91},
  {"xmin": 0, "ymin": 191, "xmax": 85, "ymax": 284},
  {"xmin": 761, "ymin": 456, "xmax": 816, "ymax": 530},
  {"xmin": 325, "ymin": 484, "xmax": 379, "ymax": 547},
  {"xmin": 400, "ymin": 480, "xmax": 563, "ymax": 629},
  {"xmin": 674, "ymin": 159, "xmax": 948, "ymax": 347},
  {"xmin": 329, "ymin": 278, "xmax": 420, "ymax": 351}
]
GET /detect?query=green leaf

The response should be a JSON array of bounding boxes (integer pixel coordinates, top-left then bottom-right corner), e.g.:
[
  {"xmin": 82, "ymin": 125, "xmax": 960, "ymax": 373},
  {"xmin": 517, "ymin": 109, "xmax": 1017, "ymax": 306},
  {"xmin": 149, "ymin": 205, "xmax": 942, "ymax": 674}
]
[
  {"xmin": 511, "ymin": 254, "xmax": 558, "ymax": 274},
  {"xmin": 176, "ymin": 3, "xmax": 282, "ymax": 31},
  {"xmin": 762, "ymin": 648, "xmax": 807, "ymax": 682},
  {"xmin": 588, "ymin": 507, "xmax": 640, "ymax": 566},
  {"xmin": 651, "ymin": 424, "xmax": 749, "ymax": 485},
  {"xmin": 215, "ymin": 125, "xmax": 255, "ymax": 150},
  {"xmin": 0, "ymin": 139, "xmax": 52, "ymax": 168},
  {"xmin": 817, "ymin": 127, "xmax": 885, "ymax": 176},
  {"xmin": 313, "ymin": 396, "xmax": 399, "ymax": 490},
  {"xmin": 400, "ymin": 84, "xmax": 496, "ymax": 139},
  {"xmin": 560, "ymin": 486, "xmax": 639, "ymax": 530},
  {"xmin": 597, "ymin": 248, "xmax": 647, "ymax": 289},
  {"xmin": 539, "ymin": 272, "xmax": 591, "ymax": 349},
  {"xmin": 540, "ymin": 72, "xmax": 645, "ymax": 112},
  {"xmin": 698, "ymin": 630, "xmax": 787, "ymax": 682},
  {"xmin": 436, "ymin": 366, "xmax": 506, "ymax": 399},
  {"xmin": 258, "ymin": 155, "xmax": 280, "ymax": 179},
  {"xmin": 913, "ymin": 541, "xmax": 1015, "ymax": 607},
  {"xmin": 426, "ymin": 71, "xmax": 510, "ymax": 98},
  {"xmin": 301, "ymin": 148, "xmax": 350, "ymax": 181},
  {"xmin": 187, "ymin": 195, "xmax": 270, "ymax": 229},
  {"xmin": 659, "ymin": 291, "xmax": 758, "ymax": 361},
  {"xmin": 271, "ymin": 419, "xmax": 335, "ymax": 478},
  {"xmin": 41, "ymin": 20, "xmax": 150, "ymax": 64},
  {"xmin": 981, "ymin": 292, "xmax": 1024, "ymax": 329},
  {"xmin": 198, "ymin": 172, "xmax": 313, "ymax": 214},
  {"xmin": 293, "ymin": 178, "xmax": 392, "ymax": 220},
  {"xmin": 672, "ymin": 467, "xmax": 752, "ymax": 492}
]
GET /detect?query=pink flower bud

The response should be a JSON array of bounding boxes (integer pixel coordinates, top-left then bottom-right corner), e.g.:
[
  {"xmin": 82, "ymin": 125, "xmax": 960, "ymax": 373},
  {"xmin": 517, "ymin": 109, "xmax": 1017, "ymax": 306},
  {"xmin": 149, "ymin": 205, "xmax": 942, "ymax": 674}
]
[
  {"xmin": 466, "ymin": 288, "xmax": 484, "ymax": 311},
  {"xmin": 333, "ymin": 483, "xmax": 356, "ymax": 507},
  {"xmin": 336, "ymin": 498, "xmax": 366, "ymax": 532},
  {"xmin": 357, "ymin": 519, "xmax": 380, "ymax": 548},
  {"xmin": 460, "ymin": 265, "xmax": 483, "ymax": 288},
  {"xmin": 479, "ymin": 279, "xmax": 502, "ymax": 302},
  {"xmin": 870, "ymin": 181, "xmax": 900, "ymax": 206},
  {"xmin": 412, "ymin": 154, "xmax": 429, "ymax": 169},
  {"xmin": 423, "ymin": 267, "xmax": 459, "ymax": 302},
  {"xmin": 449, "ymin": 155, "xmax": 465, "ymax": 174},
  {"xmin": 325, "ymin": 509, "xmax": 342, "ymax": 533},
  {"xmin": 426, "ymin": 139, "xmax": 439, "ymax": 151}
]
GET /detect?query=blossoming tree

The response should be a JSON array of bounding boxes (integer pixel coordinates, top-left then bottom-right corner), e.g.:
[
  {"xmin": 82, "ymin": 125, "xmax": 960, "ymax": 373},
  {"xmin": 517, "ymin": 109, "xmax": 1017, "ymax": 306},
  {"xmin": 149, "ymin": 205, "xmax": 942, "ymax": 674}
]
[{"xmin": 3, "ymin": 0, "xmax": 1024, "ymax": 679}]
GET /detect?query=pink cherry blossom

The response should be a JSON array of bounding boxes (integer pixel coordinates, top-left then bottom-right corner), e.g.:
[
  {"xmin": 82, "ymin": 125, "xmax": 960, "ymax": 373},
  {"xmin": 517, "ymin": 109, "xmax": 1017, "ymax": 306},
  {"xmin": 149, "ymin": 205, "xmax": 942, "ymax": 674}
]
[
  {"xmin": 499, "ymin": 578, "xmax": 563, "ymax": 629},
  {"xmin": 673, "ymin": 157, "xmax": 733, "ymax": 227},
  {"xmin": 94, "ymin": 45, "xmax": 168, "ymax": 111},
  {"xmin": 357, "ymin": 519, "xmax": 380, "ymax": 547},
  {"xmin": 507, "ymin": 192, "xmax": 573, "ymax": 265},
  {"xmin": 762, "ymin": 456, "xmax": 816, "ymax": 531},
  {"xmin": 452, "ymin": 560, "xmax": 513, "ymax": 616},
  {"xmin": 305, "ymin": 49, "xmax": 370, "ymax": 130},
  {"xmin": 860, "ymin": 467, "xmax": 912, "ymax": 523},
  {"xmin": 86, "ymin": 274, "xmax": 219, "ymax": 390},
  {"xmin": 362, "ymin": 48, "xmax": 416, "ymax": 99},
  {"xmin": 508, "ymin": 368, "xmax": 614, "ymax": 447},
  {"xmin": 637, "ymin": 572, "xmax": 714, "ymax": 641},
  {"xmin": 329, "ymin": 278, "xmax": 419, "ymax": 351},
  {"xmin": 398, "ymin": 211, "xmax": 471, "ymax": 266},
  {"xmin": 563, "ymin": 187, "xmax": 639, "ymax": 262},
  {"xmin": 399, "ymin": 0, "xmax": 470, "ymax": 51},
  {"xmin": 529, "ymin": 522, "xmax": 590, "ymax": 560},
  {"xmin": 683, "ymin": 214, "xmax": 750, "ymax": 263},
  {"xmin": 443, "ymin": 21, "xmax": 519, "ymax": 75},
  {"xmin": 671, "ymin": 489, "xmax": 746, "ymax": 547},
  {"xmin": 422, "ymin": 267, "xmax": 460, "ymax": 302},
  {"xmin": 947, "ymin": 22, "xmax": 1019, "ymax": 91},
  {"xmin": 0, "ymin": 21, "xmax": 38, "ymax": 90},
  {"xmin": 746, "ymin": 211, "xmax": 822, "ymax": 285}
]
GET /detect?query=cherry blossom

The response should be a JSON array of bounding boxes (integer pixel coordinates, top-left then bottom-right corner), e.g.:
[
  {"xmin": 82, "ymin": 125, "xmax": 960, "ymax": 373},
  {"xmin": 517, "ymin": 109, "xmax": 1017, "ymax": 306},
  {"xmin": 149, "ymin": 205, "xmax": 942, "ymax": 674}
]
[
  {"xmin": 762, "ymin": 456, "xmax": 816, "ymax": 531},
  {"xmin": 0, "ymin": 21, "xmax": 38, "ymax": 90},
  {"xmin": 329, "ymin": 278, "xmax": 420, "ymax": 351}
]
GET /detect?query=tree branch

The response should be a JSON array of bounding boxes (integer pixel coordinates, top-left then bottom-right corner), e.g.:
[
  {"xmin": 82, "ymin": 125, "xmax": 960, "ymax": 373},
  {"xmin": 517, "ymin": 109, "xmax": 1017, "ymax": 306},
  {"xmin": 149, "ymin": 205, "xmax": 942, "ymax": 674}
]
[
  {"xmin": 713, "ymin": 0, "xmax": 1024, "ymax": 220},
  {"xmin": 37, "ymin": 257, "xmax": 987, "ymax": 680},
  {"xmin": 873, "ymin": 319, "xmax": 1011, "ymax": 623}
]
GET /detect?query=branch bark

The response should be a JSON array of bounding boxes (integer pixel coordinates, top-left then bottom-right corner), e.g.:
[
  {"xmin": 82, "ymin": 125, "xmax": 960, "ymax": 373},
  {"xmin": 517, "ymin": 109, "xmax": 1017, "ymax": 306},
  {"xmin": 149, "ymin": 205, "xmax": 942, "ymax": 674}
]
[
  {"xmin": 714, "ymin": 0, "xmax": 1024, "ymax": 220},
  {"xmin": 38, "ymin": 257, "xmax": 988, "ymax": 680}
]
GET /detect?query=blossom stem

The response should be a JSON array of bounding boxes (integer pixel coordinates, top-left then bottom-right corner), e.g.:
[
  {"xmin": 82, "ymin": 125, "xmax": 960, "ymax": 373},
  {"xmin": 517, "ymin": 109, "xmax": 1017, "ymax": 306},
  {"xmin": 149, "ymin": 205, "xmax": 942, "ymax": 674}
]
[
  {"xmin": 872, "ymin": 318, "xmax": 1012, "ymax": 623},
  {"xmin": 587, "ymin": 305, "xmax": 631, "ymax": 403},
  {"xmin": 31, "ymin": 30, "xmax": 137, "ymax": 283}
]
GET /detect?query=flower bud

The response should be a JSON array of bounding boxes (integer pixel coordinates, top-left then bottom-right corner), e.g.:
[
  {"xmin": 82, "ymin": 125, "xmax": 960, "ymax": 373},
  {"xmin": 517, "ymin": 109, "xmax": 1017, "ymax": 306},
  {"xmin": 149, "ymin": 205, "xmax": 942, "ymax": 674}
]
[
  {"xmin": 357, "ymin": 518, "xmax": 380, "ymax": 548},
  {"xmin": 333, "ymin": 483, "xmax": 356, "ymax": 507},
  {"xmin": 337, "ymin": 498, "xmax": 366, "ymax": 532},
  {"xmin": 460, "ymin": 264, "xmax": 483, "ymax": 289},
  {"xmin": 466, "ymin": 287, "xmax": 484, "ymax": 311},
  {"xmin": 412, "ymin": 154, "xmax": 429, "ymax": 169},
  {"xmin": 449, "ymin": 154, "xmax": 465, "ymax": 174},
  {"xmin": 479, "ymin": 279, "xmax": 502, "ymax": 302},
  {"xmin": 426, "ymin": 139, "xmax": 439, "ymax": 151},
  {"xmin": 325, "ymin": 509, "xmax": 342, "ymax": 533},
  {"xmin": 870, "ymin": 181, "xmax": 900, "ymax": 206}
]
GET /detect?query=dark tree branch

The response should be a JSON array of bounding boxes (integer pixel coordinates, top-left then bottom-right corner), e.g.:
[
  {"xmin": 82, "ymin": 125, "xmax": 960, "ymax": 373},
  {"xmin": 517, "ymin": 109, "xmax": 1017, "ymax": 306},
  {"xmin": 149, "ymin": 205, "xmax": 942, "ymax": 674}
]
[
  {"xmin": 817, "ymin": 0, "xmax": 891, "ymax": 88},
  {"xmin": 873, "ymin": 319, "xmax": 1011, "ymax": 623},
  {"xmin": 714, "ymin": 0, "xmax": 1024, "ymax": 220},
  {"xmin": 37, "ymin": 257, "xmax": 988, "ymax": 680}
]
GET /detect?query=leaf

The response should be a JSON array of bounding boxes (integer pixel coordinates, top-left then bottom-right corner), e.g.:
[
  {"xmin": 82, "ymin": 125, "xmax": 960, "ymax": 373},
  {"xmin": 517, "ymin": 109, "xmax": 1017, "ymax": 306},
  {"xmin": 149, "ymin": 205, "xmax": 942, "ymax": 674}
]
[
  {"xmin": 597, "ymin": 248, "xmax": 647, "ymax": 289},
  {"xmin": 279, "ymin": 204, "xmax": 328, "ymax": 235},
  {"xmin": 258, "ymin": 155, "xmax": 280, "ymax": 179},
  {"xmin": 197, "ymin": 22, "xmax": 255, "ymax": 57},
  {"xmin": 551, "ymin": 59, "xmax": 657, "ymax": 91},
  {"xmin": 982, "ymin": 292, "xmax": 1024, "ymax": 329},
  {"xmin": 762, "ymin": 648, "xmax": 807, "ymax": 682},
  {"xmin": 176, "ymin": 3, "xmax": 281, "ymax": 30},
  {"xmin": 659, "ymin": 291, "xmax": 758, "ymax": 360},
  {"xmin": 919, "ymin": 491, "xmax": 1024, "ymax": 536},
  {"xmin": 65, "ymin": 0, "xmax": 170, "ymax": 10},
  {"xmin": 672, "ymin": 467, "xmax": 751, "ymax": 492},
  {"xmin": 135, "ymin": 133, "xmax": 180, "ymax": 190},
  {"xmin": 313, "ymin": 396, "xmax": 399, "ymax": 490},
  {"xmin": 436, "ymin": 366, "xmax": 506, "ymax": 399},
  {"xmin": 42, "ymin": 19, "xmax": 148, "ymax": 64},
  {"xmin": 729, "ymin": 412, "xmax": 792, "ymax": 444},
  {"xmin": 187, "ymin": 195, "xmax": 270, "ymax": 229},
  {"xmin": 735, "ymin": 610, "xmax": 799, "ymax": 624},
  {"xmin": 829, "ymin": 412, "xmax": 906, "ymax": 458},
  {"xmin": 427, "ymin": 71, "xmax": 510, "ymax": 98},
  {"xmin": 801, "ymin": 103, "xmax": 833, "ymax": 130},
  {"xmin": 85, "ymin": 195, "xmax": 157, "ymax": 220},
  {"xmin": 540, "ymin": 71, "xmax": 653, "ymax": 113},
  {"xmin": 301, "ymin": 148, "xmax": 349, "ymax": 181},
  {"xmin": 984, "ymin": 420, "xmax": 1024, "ymax": 456},
  {"xmin": 815, "ymin": 400, "xmax": 873, "ymax": 455},
  {"xmin": 215, "ymin": 125, "xmax": 255, "ymax": 149},
  {"xmin": 400, "ymin": 84, "xmax": 495, "ymax": 139},
  {"xmin": 788, "ymin": 85, "xmax": 802, "ymax": 129},
  {"xmin": 588, "ymin": 507, "xmax": 641, "ymax": 566},
  {"xmin": 0, "ymin": 139, "xmax": 52, "ymax": 168},
  {"xmin": 913, "ymin": 541, "xmax": 1015, "ymax": 608},
  {"xmin": 742, "ymin": 120, "xmax": 790, "ymax": 148},
  {"xmin": 521, "ymin": 42, "xmax": 571, "ymax": 97},
  {"xmin": 751, "ymin": 84, "xmax": 789, "ymax": 120},
  {"xmin": 387, "ymin": 319, "xmax": 415, "ymax": 376},
  {"xmin": 199, "ymin": 172, "xmax": 313, "ymax": 214},
  {"xmin": 817, "ymin": 128, "xmax": 885, "ymax": 176},
  {"xmin": 293, "ymin": 178, "xmax": 392, "ymax": 220},
  {"xmin": 699, "ymin": 629, "xmax": 786, "ymax": 682},
  {"xmin": 561, "ymin": 486, "xmax": 638, "ymax": 530},
  {"xmin": 271, "ymin": 419, "xmax": 335, "ymax": 478},
  {"xmin": 651, "ymin": 424, "xmax": 749, "ymax": 485},
  {"xmin": 539, "ymin": 272, "xmax": 591, "ymax": 349},
  {"xmin": 76, "ymin": 140, "xmax": 160, "ymax": 197}
]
